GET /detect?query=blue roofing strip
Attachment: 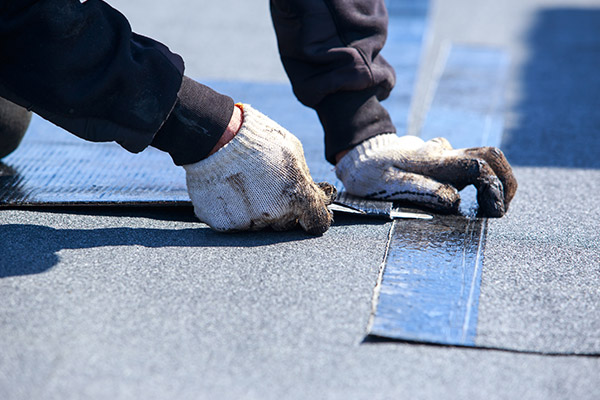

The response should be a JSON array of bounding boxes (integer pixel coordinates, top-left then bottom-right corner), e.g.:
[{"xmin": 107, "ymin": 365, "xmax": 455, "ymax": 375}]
[
  {"xmin": 368, "ymin": 45, "xmax": 509, "ymax": 346},
  {"xmin": 370, "ymin": 217, "xmax": 487, "ymax": 345}
]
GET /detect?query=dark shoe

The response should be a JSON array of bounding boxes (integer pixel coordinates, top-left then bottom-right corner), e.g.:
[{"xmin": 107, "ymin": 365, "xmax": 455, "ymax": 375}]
[{"xmin": 0, "ymin": 97, "xmax": 31, "ymax": 159}]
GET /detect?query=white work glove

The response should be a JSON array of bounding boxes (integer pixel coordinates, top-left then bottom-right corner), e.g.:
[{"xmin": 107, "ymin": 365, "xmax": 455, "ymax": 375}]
[
  {"xmin": 183, "ymin": 104, "xmax": 336, "ymax": 235},
  {"xmin": 335, "ymin": 134, "xmax": 517, "ymax": 217}
]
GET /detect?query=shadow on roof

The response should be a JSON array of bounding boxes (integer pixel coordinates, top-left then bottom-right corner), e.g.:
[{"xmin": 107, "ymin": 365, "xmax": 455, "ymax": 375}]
[{"xmin": 503, "ymin": 8, "xmax": 600, "ymax": 168}]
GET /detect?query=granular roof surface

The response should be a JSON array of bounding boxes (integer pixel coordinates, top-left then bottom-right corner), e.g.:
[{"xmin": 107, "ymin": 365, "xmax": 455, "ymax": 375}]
[{"xmin": 1, "ymin": 0, "xmax": 599, "ymax": 399}]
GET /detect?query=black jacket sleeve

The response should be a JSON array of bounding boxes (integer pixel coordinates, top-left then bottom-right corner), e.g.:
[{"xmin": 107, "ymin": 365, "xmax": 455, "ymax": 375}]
[
  {"xmin": 0, "ymin": 0, "xmax": 233, "ymax": 163},
  {"xmin": 270, "ymin": 0, "xmax": 397, "ymax": 163}
]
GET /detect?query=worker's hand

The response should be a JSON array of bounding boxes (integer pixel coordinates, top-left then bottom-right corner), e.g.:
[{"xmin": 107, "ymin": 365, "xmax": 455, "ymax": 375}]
[
  {"xmin": 184, "ymin": 104, "xmax": 336, "ymax": 235},
  {"xmin": 335, "ymin": 134, "xmax": 517, "ymax": 217}
]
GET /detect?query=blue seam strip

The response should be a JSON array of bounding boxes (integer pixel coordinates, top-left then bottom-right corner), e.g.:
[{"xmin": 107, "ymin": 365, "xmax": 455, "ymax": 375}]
[{"xmin": 369, "ymin": 44, "xmax": 508, "ymax": 346}]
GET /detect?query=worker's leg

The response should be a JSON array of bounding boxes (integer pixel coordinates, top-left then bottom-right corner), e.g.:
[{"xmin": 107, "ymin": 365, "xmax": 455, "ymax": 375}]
[{"xmin": 0, "ymin": 97, "xmax": 31, "ymax": 159}]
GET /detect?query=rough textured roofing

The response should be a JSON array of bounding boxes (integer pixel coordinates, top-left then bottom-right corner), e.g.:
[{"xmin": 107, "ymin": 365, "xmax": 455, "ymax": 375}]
[{"xmin": 1, "ymin": 0, "xmax": 599, "ymax": 398}]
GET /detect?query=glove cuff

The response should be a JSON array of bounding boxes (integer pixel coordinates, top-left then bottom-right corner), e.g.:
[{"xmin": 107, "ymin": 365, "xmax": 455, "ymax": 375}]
[
  {"xmin": 335, "ymin": 133, "xmax": 397, "ymax": 181},
  {"xmin": 183, "ymin": 104, "xmax": 298, "ymax": 179}
]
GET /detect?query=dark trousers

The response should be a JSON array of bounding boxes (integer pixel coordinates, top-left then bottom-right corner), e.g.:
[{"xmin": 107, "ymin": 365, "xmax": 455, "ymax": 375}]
[{"xmin": 0, "ymin": 0, "xmax": 396, "ymax": 164}]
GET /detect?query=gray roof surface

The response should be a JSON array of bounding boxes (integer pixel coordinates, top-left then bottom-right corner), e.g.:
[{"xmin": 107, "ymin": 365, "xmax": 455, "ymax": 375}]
[{"xmin": 1, "ymin": 0, "xmax": 599, "ymax": 399}]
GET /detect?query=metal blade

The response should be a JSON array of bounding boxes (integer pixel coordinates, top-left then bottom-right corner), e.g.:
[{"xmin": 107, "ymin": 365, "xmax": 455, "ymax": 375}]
[{"xmin": 331, "ymin": 192, "xmax": 433, "ymax": 220}]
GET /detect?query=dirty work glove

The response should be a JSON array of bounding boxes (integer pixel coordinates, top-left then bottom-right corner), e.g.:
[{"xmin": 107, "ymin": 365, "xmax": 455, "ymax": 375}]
[
  {"xmin": 183, "ymin": 104, "xmax": 336, "ymax": 235},
  {"xmin": 335, "ymin": 134, "xmax": 517, "ymax": 217}
]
